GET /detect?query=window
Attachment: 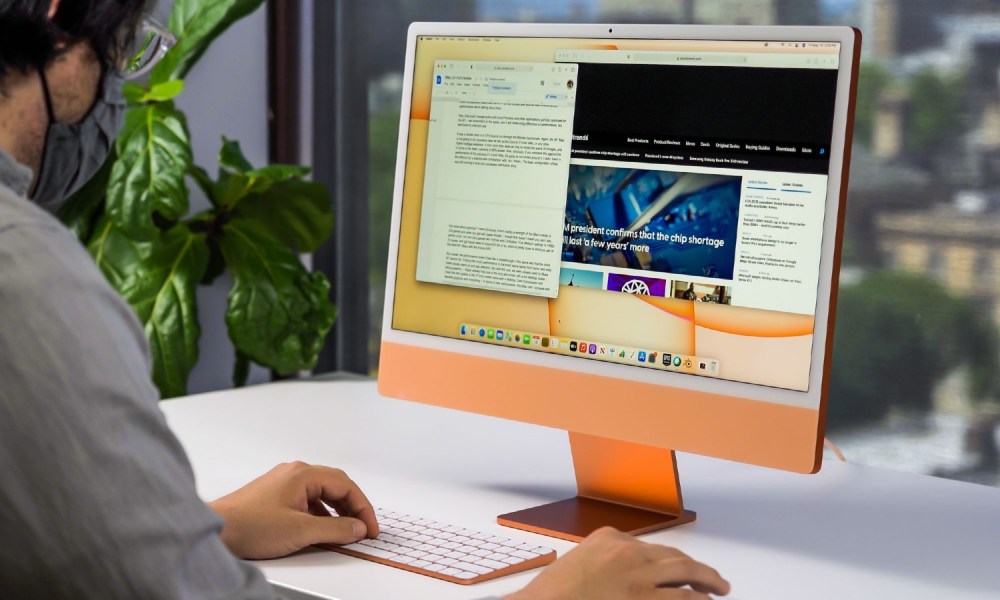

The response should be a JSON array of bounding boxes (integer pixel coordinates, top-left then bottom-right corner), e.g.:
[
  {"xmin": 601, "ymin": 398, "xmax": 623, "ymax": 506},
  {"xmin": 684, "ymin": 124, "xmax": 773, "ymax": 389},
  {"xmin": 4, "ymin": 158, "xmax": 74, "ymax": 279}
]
[{"xmin": 320, "ymin": 0, "xmax": 1000, "ymax": 488}]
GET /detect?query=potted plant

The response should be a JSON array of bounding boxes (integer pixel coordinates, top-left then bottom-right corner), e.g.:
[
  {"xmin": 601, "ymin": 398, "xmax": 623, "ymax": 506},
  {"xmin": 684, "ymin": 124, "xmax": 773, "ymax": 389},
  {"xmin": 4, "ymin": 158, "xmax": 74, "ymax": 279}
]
[{"xmin": 59, "ymin": 0, "xmax": 335, "ymax": 398}]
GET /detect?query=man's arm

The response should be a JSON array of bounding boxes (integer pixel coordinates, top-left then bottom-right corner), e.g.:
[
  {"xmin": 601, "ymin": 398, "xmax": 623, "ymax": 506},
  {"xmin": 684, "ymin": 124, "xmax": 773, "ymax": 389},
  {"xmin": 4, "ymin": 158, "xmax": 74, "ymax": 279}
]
[{"xmin": 0, "ymin": 217, "xmax": 274, "ymax": 599}]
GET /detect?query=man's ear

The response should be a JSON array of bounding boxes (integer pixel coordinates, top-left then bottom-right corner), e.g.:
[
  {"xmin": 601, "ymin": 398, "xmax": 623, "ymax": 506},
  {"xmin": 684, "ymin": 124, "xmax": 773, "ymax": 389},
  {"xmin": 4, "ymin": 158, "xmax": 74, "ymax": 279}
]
[{"xmin": 48, "ymin": 0, "xmax": 61, "ymax": 19}]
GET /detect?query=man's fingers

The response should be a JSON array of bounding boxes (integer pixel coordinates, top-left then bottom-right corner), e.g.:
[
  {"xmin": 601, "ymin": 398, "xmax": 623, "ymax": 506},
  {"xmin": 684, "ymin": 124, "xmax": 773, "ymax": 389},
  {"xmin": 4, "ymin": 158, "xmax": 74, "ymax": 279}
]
[
  {"xmin": 646, "ymin": 557, "xmax": 731, "ymax": 596},
  {"xmin": 638, "ymin": 540, "xmax": 690, "ymax": 563},
  {"xmin": 651, "ymin": 589, "xmax": 714, "ymax": 600},
  {"xmin": 297, "ymin": 514, "xmax": 369, "ymax": 546},
  {"xmin": 299, "ymin": 465, "xmax": 380, "ymax": 537}
]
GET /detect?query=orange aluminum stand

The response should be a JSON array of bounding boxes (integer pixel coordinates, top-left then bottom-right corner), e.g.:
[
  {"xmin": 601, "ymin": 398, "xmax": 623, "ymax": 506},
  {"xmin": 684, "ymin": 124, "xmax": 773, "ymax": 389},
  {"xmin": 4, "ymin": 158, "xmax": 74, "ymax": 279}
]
[{"xmin": 497, "ymin": 431, "xmax": 695, "ymax": 541}]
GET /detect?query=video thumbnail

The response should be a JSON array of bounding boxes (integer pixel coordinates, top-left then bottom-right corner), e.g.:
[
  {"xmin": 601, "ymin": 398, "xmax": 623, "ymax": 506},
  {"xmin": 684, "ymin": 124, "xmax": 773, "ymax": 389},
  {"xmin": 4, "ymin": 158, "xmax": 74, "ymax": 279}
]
[
  {"xmin": 559, "ymin": 267, "xmax": 604, "ymax": 290},
  {"xmin": 607, "ymin": 273, "xmax": 667, "ymax": 297},
  {"xmin": 563, "ymin": 166, "xmax": 741, "ymax": 280},
  {"xmin": 670, "ymin": 280, "xmax": 732, "ymax": 304}
]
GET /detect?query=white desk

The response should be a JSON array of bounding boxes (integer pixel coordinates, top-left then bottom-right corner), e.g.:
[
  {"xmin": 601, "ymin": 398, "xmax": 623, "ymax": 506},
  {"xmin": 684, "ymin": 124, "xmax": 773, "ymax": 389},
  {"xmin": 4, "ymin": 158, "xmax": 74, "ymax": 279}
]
[{"xmin": 162, "ymin": 380, "xmax": 1000, "ymax": 600}]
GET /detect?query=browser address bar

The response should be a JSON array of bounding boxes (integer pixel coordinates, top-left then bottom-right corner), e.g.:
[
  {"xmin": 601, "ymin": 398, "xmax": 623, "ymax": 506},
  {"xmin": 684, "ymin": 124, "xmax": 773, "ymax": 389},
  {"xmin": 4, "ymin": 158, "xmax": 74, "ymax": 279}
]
[{"xmin": 631, "ymin": 51, "xmax": 749, "ymax": 65}]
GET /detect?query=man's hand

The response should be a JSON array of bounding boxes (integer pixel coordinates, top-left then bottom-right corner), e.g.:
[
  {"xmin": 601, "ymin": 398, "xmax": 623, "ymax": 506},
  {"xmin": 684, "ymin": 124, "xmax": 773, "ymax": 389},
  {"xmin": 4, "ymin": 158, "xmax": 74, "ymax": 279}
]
[
  {"xmin": 208, "ymin": 461, "xmax": 379, "ymax": 560},
  {"xmin": 507, "ymin": 527, "xmax": 730, "ymax": 600}
]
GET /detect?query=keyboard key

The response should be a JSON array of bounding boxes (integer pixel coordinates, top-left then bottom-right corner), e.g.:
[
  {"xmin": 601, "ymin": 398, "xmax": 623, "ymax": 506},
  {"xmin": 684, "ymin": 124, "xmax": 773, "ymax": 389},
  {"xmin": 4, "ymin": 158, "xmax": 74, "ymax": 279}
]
[
  {"xmin": 475, "ymin": 558, "xmax": 510, "ymax": 570},
  {"xmin": 512, "ymin": 550, "xmax": 540, "ymax": 560},
  {"xmin": 363, "ymin": 547, "xmax": 397, "ymax": 560},
  {"xmin": 455, "ymin": 562, "xmax": 492, "ymax": 574}
]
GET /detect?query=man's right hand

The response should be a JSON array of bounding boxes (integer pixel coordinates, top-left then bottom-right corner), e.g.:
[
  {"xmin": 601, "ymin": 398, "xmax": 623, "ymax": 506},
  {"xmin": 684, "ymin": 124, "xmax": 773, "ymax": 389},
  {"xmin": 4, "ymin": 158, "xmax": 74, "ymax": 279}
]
[{"xmin": 506, "ymin": 527, "xmax": 730, "ymax": 600}]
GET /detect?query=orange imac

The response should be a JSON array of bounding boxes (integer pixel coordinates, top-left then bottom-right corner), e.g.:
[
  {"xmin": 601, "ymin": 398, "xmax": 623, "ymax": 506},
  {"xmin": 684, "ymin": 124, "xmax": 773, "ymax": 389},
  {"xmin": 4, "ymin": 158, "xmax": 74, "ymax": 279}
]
[{"xmin": 379, "ymin": 23, "xmax": 861, "ymax": 541}]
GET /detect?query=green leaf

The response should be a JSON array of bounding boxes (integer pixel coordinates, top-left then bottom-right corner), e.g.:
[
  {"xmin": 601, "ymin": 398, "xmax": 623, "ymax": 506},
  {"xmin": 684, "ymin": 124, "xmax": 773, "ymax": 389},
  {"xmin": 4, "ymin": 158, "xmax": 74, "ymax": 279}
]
[
  {"xmin": 150, "ymin": 0, "xmax": 266, "ymax": 84},
  {"xmin": 88, "ymin": 214, "xmax": 149, "ymax": 290},
  {"xmin": 58, "ymin": 148, "xmax": 116, "ymax": 243},
  {"xmin": 123, "ymin": 80, "xmax": 185, "ymax": 105},
  {"xmin": 142, "ymin": 80, "xmax": 186, "ymax": 103},
  {"xmin": 123, "ymin": 83, "xmax": 148, "ymax": 105},
  {"xmin": 201, "ymin": 238, "xmax": 226, "ymax": 285},
  {"xmin": 233, "ymin": 351, "xmax": 250, "ymax": 388},
  {"xmin": 88, "ymin": 217, "xmax": 209, "ymax": 398},
  {"xmin": 219, "ymin": 137, "xmax": 255, "ymax": 172},
  {"xmin": 108, "ymin": 101, "xmax": 192, "ymax": 240},
  {"xmin": 230, "ymin": 179, "xmax": 333, "ymax": 252},
  {"xmin": 214, "ymin": 137, "xmax": 312, "ymax": 209},
  {"xmin": 188, "ymin": 164, "xmax": 216, "ymax": 203},
  {"xmin": 219, "ymin": 223, "xmax": 336, "ymax": 375},
  {"xmin": 213, "ymin": 169, "xmax": 267, "ymax": 209}
]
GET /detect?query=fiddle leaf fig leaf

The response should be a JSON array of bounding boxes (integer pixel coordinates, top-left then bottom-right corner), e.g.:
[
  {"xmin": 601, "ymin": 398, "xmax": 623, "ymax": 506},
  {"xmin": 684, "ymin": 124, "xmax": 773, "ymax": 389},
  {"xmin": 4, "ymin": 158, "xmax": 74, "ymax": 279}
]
[
  {"xmin": 220, "ymin": 138, "xmax": 310, "ymax": 179},
  {"xmin": 219, "ymin": 223, "xmax": 335, "ymax": 375},
  {"xmin": 219, "ymin": 137, "xmax": 255, "ymax": 172},
  {"xmin": 229, "ymin": 179, "xmax": 333, "ymax": 252},
  {"xmin": 140, "ymin": 80, "xmax": 186, "ymax": 103},
  {"xmin": 107, "ymin": 101, "xmax": 192, "ymax": 240},
  {"xmin": 187, "ymin": 164, "xmax": 216, "ymax": 203},
  {"xmin": 88, "ymin": 214, "xmax": 149, "ymax": 291},
  {"xmin": 123, "ymin": 80, "xmax": 185, "ymax": 105},
  {"xmin": 59, "ymin": 148, "xmax": 115, "ymax": 243},
  {"xmin": 123, "ymin": 82, "xmax": 148, "ymax": 105},
  {"xmin": 214, "ymin": 137, "xmax": 311, "ymax": 208},
  {"xmin": 150, "ymin": 0, "xmax": 265, "ymax": 85},
  {"xmin": 88, "ymin": 217, "xmax": 209, "ymax": 398}
]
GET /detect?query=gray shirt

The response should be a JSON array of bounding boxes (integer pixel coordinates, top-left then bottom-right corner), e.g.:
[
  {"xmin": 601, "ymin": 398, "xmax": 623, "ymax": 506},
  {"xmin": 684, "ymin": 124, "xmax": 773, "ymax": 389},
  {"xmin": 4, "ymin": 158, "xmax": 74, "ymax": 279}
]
[{"xmin": 0, "ymin": 148, "xmax": 273, "ymax": 599}]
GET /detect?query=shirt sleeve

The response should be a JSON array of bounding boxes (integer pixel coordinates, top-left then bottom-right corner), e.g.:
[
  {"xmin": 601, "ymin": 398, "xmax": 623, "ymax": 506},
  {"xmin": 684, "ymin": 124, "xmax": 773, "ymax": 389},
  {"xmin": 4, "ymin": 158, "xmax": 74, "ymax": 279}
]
[{"xmin": 0, "ymin": 218, "xmax": 276, "ymax": 599}]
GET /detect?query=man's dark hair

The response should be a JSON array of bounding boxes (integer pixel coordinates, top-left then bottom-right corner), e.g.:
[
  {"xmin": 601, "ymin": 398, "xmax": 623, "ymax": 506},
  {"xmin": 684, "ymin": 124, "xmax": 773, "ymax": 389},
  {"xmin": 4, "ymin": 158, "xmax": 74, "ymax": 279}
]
[{"xmin": 0, "ymin": 0, "xmax": 150, "ymax": 86}]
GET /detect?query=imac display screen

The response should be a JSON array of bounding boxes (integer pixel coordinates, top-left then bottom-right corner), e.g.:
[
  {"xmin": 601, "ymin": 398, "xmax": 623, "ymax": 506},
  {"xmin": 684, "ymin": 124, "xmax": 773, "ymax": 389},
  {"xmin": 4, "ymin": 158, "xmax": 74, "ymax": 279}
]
[{"xmin": 392, "ymin": 36, "xmax": 842, "ymax": 394}]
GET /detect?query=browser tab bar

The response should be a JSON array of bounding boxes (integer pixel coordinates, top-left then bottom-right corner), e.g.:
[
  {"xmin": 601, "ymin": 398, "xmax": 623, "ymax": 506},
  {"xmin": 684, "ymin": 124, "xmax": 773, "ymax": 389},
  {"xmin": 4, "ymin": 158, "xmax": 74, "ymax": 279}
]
[{"xmin": 555, "ymin": 48, "xmax": 839, "ymax": 70}]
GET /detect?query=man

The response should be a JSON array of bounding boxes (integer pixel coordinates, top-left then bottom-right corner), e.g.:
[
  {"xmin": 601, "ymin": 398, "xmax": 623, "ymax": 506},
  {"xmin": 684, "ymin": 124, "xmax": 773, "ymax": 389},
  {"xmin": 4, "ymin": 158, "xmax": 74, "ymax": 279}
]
[{"xmin": 0, "ymin": 2, "xmax": 731, "ymax": 598}]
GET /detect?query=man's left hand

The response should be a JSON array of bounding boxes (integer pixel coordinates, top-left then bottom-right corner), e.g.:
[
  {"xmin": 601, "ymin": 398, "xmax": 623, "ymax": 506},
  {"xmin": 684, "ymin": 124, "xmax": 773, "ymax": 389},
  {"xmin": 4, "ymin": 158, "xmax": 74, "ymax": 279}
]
[{"xmin": 208, "ymin": 461, "xmax": 379, "ymax": 559}]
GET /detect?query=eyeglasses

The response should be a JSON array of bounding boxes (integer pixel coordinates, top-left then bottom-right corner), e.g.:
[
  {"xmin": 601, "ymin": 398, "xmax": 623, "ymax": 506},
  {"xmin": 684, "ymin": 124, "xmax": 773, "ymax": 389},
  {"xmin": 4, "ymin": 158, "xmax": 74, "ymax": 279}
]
[{"xmin": 123, "ymin": 18, "xmax": 176, "ymax": 80}]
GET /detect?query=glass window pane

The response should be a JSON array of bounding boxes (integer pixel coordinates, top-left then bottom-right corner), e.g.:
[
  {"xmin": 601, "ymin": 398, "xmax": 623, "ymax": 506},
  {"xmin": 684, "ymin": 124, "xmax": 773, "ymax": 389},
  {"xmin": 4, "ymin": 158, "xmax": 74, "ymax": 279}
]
[{"xmin": 364, "ymin": 0, "xmax": 1000, "ymax": 487}]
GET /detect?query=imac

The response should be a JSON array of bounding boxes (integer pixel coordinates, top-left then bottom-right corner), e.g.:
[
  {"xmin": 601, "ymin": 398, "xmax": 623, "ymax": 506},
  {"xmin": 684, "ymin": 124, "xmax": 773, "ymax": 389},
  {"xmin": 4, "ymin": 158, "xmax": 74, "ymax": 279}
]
[{"xmin": 379, "ymin": 23, "xmax": 860, "ymax": 541}]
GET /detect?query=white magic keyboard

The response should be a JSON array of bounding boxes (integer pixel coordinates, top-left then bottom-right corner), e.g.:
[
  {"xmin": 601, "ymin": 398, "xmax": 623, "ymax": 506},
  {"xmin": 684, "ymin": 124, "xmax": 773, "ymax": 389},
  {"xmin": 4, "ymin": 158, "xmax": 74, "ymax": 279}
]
[{"xmin": 320, "ymin": 508, "xmax": 557, "ymax": 585}]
